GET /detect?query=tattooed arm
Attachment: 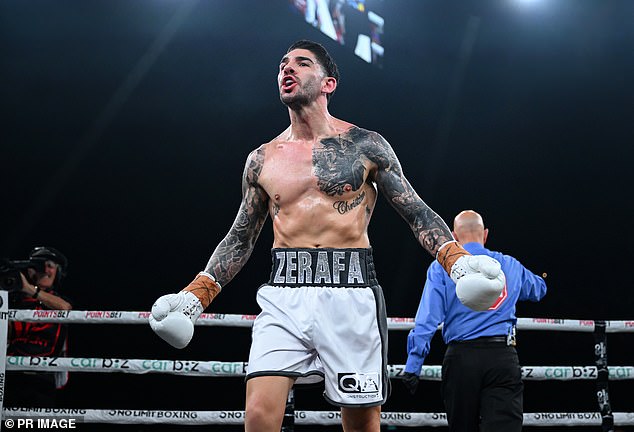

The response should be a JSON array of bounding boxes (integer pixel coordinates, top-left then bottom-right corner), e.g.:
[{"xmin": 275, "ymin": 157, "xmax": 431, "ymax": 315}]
[
  {"xmin": 148, "ymin": 147, "xmax": 269, "ymax": 348},
  {"xmin": 366, "ymin": 132, "xmax": 454, "ymax": 257},
  {"xmin": 203, "ymin": 146, "xmax": 269, "ymax": 287},
  {"xmin": 362, "ymin": 131, "xmax": 505, "ymax": 310}
]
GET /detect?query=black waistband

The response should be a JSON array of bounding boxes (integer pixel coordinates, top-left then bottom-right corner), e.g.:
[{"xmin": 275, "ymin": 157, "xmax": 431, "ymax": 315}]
[
  {"xmin": 450, "ymin": 336, "xmax": 511, "ymax": 346},
  {"xmin": 269, "ymin": 248, "xmax": 377, "ymax": 287}
]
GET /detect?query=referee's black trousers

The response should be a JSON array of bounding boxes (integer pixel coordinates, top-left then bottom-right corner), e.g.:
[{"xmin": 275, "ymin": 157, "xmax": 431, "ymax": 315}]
[{"xmin": 441, "ymin": 339, "xmax": 523, "ymax": 432}]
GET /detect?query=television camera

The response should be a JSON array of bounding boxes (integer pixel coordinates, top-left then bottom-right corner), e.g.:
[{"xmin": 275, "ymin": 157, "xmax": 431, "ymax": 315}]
[{"xmin": 0, "ymin": 257, "xmax": 46, "ymax": 292}]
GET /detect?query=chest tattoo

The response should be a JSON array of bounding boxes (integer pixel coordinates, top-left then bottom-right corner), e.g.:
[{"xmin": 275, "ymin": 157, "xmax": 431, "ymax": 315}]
[
  {"xmin": 333, "ymin": 190, "xmax": 367, "ymax": 214},
  {"xmin": 313, "ymin": 133, "xmax": 366, "ymax": 196}
]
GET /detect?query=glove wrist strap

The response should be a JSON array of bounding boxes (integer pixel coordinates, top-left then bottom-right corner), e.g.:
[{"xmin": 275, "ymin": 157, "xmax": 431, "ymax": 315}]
[
  {"xmin": 436, "ymin": 241, "xmax": 470, "ymax": 275},
  {"xmin": 182, "ymin": 272, "xmax": 222, "ymax": 309}
]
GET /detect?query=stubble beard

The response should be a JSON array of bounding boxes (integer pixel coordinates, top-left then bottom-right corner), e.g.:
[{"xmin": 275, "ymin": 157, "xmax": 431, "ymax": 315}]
[{"xmin": 280, "ymin": 80, "xmax": 320, "ymax": 111}]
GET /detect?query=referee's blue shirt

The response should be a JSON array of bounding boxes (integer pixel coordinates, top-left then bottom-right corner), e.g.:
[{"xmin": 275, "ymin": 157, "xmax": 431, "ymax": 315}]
[{"xmin": 405, "ymin": 242, "xmax": 547, "ymax": 374}]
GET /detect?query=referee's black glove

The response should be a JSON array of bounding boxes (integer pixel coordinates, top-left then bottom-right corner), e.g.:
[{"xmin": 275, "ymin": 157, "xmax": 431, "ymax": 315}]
[{"xmin": 402, "ymin": 372, "xmax": 419, "ymax": 395}]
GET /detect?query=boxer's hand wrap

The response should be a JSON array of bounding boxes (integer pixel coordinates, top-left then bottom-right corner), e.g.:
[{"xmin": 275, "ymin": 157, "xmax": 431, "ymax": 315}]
[
  {"xmin": 149, "ymin": 272, "xmax": 221, "ymax": 349},
  {"xmin": 437, "ymin": 241, "xmax": 505, "ymax": 311}
]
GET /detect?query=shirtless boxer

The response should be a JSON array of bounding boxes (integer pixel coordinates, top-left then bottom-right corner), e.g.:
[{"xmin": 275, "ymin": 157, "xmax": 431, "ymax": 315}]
[{"xmin": 149, "ymin": 40, "xmax": 505, "ymax": 432}]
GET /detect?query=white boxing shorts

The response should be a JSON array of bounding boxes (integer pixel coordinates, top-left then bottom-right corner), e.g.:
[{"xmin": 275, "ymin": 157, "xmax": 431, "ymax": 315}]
[{"xmin": 246, "ymin": 248, "xmax": 390, "ymax": 407}]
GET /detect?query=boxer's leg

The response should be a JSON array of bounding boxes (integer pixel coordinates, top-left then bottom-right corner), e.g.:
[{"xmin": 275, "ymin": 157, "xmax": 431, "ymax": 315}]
[
  {"xmin": 341, "ymin": 405, "xmax": 381, "ymax": 432},
  {"xmin": 245, "ymin": 376, "xmax": 294, "ymax": 432}
]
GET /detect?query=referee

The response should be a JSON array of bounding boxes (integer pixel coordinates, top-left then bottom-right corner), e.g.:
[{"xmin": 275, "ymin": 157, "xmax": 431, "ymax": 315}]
[{"xmin": 403, "ymin": 210, "xmax": 547, "ymax": 432}]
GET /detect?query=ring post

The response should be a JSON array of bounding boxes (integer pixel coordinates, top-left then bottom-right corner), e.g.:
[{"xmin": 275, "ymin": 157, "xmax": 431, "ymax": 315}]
[
  {"xmin": 0, "ymin": 290, "xmax": 9, "ymax": 431},
  {"xmin": 594, "ymin": 320, "xmax": 614, "ymax": 432}
]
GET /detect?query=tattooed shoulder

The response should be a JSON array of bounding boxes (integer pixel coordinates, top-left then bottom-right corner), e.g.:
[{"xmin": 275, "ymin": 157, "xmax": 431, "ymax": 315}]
[
  {"xmin": 353, "ymin": 127, "xmax": 397, "ymax": 172},
  {"xmin": 244, "ymin": 145, "xmax": 266, "ymax": 185},
  {"xmin": 240, "ymin": 145, "xmax": 266, "ymax": 198}
]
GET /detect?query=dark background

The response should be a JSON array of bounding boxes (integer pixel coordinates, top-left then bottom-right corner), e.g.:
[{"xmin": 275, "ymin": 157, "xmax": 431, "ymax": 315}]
[{"xmin": 2, "ymin": 0, "xmax": 633, "ymax": 430}]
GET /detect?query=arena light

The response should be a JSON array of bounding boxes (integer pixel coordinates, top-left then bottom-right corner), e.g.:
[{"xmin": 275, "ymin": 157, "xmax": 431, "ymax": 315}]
[{"xmin": 512, "ymin": 0, "xmax": 547, "ymax": 9}]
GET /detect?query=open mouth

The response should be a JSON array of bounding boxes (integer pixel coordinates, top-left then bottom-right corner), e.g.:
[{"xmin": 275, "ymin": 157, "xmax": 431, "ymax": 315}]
[{"xmin": 282, "ymin": 76, "xmax": 297, "ymax": 92}]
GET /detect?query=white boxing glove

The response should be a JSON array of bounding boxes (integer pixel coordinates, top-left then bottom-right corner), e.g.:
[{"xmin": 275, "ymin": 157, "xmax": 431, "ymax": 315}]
[
  {"xmin": 451, "ymin": 255, "xmax": 506, "ymax": 311},
  {"xmin": 149, "ymin": 291, "xmax": 204, "ymax": 349}
]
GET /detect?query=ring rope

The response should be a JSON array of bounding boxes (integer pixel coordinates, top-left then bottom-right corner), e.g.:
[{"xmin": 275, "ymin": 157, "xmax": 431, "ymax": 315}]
[
  {"xmin": 3, "ymin": 301, "xmax": 632, "ymax": 428},
  {"xmin": 3, "ymin": 408, "xmax": 634, "ymax": 427},
  {"xmin": 6, "ymin": 356, "xmax": 634, "ymax": 381},
  {"xmin": 9, "ymin": 310, "xmax": 634, "ymax": 332}
]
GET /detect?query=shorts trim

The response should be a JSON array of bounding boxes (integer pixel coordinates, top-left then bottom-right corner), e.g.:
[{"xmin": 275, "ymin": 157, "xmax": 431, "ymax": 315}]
[
  {"xmin": 323, "ymin": 393, "xmax": 384, "ymax": 408},
  {"xmin": 245, "ymin": 370, "xmax": 324, "ymax": 384}
]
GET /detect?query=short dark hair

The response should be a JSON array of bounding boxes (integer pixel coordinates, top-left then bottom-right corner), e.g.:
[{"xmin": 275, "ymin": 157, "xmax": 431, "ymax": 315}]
[{"xmin": 287, "ymin": 40, "xmax": 340, "ymax": 101}]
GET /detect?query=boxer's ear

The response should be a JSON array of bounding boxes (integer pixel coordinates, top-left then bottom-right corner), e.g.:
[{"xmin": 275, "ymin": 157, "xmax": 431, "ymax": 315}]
[{"xmin": 321, "ymin": 76, "xmax": 337, "ymax": 97}]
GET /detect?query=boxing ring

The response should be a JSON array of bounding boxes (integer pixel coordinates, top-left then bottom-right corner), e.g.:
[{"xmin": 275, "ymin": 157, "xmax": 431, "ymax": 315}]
[{"xmin": 1, "ymin": 290, "xmax": 633, "ymax": 430}]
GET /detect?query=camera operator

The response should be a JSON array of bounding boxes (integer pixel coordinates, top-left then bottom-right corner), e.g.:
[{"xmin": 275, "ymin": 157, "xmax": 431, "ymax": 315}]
[{"xmin": 5, "ymin": 246, "xmax": 73, "ymax": 408}]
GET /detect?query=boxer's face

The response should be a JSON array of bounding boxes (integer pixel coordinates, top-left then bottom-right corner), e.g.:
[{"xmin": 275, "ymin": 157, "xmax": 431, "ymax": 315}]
[{"xmin": 278, "ymin": 48, "xmax": 326, "ymax": 107}]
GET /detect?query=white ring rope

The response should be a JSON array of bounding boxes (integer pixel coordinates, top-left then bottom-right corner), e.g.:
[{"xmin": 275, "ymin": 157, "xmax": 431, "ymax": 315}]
[
  {"xmin": 9, "ymin": 310, "xmax": 634, "ymax": 333},
  {"xmin": 6, "ymin": 357, "xmax": 634, "ymax": 381},
  {"xmin": 3, "ymin": 408, "xmax": 634, "ymax": 427},
  {"xmin": 3, "ymin": 306, "xmax": 633, "ymax": 427}
]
